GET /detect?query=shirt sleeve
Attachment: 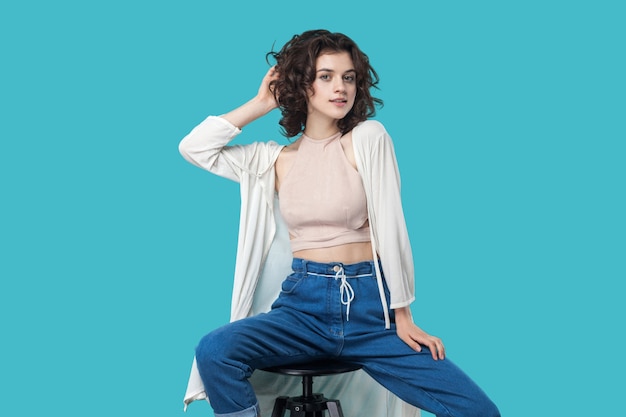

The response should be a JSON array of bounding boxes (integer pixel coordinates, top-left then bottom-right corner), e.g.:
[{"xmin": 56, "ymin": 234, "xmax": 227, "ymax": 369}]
[
  {"xmin": 354, "ymin": 120, "xmax": 416, "ymax": 309},
  {"xmin": 178, "ymin": 115, "xmax": 248, "ymax": 182}
]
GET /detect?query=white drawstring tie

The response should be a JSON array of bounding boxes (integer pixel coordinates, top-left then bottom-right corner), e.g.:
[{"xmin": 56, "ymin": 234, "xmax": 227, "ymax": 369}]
[{"xmin": 334, "ymin": 265, "xmax": 355, "ymax": 321}]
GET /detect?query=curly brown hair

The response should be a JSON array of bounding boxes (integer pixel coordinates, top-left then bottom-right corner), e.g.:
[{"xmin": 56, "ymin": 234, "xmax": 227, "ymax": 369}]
[{"xmin": 267, "ymin": 29, "xmax": 383, "ymax": 138}]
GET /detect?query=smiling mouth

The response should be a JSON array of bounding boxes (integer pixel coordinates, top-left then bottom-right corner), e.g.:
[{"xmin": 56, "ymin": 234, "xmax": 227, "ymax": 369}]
[{"xmin": 330, "ymin": 99, "xmax": 347, "ymax": 103}]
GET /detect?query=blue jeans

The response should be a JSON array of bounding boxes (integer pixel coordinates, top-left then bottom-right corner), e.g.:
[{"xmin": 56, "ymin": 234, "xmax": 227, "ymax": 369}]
[{"xmin": 195, "ymin": 258, "xmax": 500, "ymax": 417}]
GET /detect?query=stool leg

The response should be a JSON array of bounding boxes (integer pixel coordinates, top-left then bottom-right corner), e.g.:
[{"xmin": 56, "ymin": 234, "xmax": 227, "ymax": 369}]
[
  {"xmin": 302, "ymin": 375, "xmax": 314, "ymax": 398},
  {"xmin": 271, "ymin": 396, "xmax": 289, "ymax": 417},
  {"xmin": 326, "ymin": 400, "xmax": 344, "ymax": 417}
]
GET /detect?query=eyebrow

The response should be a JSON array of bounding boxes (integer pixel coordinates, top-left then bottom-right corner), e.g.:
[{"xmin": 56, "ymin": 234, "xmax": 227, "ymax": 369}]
[{"xmin": 316, "ymin": 68, "xmax": 356, "ymax": 73}]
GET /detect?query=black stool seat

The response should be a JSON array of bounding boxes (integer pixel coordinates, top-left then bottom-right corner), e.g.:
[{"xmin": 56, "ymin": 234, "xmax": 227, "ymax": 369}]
[
  {"xmin": 264, "ymin": 360, "xmax": 363, "ymax": 376},
  {"xmin": 263, "ymin": 360, "xmax": 363, "ymax": 417}
]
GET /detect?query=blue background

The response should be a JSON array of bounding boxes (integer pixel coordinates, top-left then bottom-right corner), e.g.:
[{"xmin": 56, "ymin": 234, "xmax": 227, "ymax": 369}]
[{"xmin": 1, "ymin": 1, "xmax": 624, "ymax": 416}]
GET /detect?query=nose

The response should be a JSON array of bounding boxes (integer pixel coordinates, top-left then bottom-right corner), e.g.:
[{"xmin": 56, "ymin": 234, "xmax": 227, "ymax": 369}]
[{"xmin": 333, "ymin": 78, "xmax": 346, "ymax": 93}]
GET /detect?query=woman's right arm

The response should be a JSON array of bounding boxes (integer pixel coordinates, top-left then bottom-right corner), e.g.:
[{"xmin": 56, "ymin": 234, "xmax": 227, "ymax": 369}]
[{"xmin": 178, "ymin": 67, "xmax": 279, "ymax": 180}]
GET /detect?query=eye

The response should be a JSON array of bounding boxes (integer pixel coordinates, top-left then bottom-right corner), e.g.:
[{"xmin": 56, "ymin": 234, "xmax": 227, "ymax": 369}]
[
  {"xmin": 343, "ymin": 73, "xmax": 356, "ymax": 83},
  {"xmin": 319, "ymin": 74, "xmax": 331, "ymax": 81}
]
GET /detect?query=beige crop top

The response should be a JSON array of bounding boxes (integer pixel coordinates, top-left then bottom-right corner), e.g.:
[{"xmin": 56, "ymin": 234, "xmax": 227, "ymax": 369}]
[{"xmin": 278, "ymin": 132, "xmax": 371, "ymax": 252}]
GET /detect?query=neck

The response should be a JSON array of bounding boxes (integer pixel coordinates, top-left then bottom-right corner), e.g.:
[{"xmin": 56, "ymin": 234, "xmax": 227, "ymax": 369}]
[{"xmin": 303, "ymin": 119, "xmax": 340, "ymax": 140}]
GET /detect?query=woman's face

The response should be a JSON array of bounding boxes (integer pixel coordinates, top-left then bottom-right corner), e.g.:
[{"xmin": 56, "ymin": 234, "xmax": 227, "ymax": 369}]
[{"xmin": 307, "ymin": 51, "xmax": 357, "ymax": 125}]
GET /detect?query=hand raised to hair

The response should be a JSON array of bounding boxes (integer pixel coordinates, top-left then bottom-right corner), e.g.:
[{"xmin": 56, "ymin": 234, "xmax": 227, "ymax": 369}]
[
  {"xmin": 220, "ymin": 66, "xmax": 280, "ymax": 129},
  {"xmin": 255, "ymin": 65, "xmax": 280, "ymax": 112}
]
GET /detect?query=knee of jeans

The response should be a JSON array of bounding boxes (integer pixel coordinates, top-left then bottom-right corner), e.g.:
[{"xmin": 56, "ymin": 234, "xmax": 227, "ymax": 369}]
[
  {"xmin": 195, "ymin": 329, "xmax": 232, "ymax": 370},
  {"xmin": 196, "ymin": 323, "xmax": 258, "ymax": 375}
]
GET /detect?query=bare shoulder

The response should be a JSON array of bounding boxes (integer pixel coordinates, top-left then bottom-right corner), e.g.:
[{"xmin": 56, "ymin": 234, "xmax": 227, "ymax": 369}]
[
  {"xmin": 339, "ymin": 131, "xmax": 357, "ymax": 170},
  {"xmin": 275, "ymin": 138, "xmax": 301, "ymax": 191},
  {"xmin": 276, "ymin": 139, "xmax": 301, "ymax": 168}
]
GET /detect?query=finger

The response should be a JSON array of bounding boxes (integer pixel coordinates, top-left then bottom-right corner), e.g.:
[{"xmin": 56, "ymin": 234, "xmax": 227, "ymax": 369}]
[
  {"xmin": 438, "ymin": 342, "xmax": 446, "ymax": 360},
  {"xmin": 269, "ymin": 65, "xmax": 279, "ymax": 78},
  {"xmin": 264, "ymin": 66, "xmax": 276, "ymax": 81},
  {"xmin": 426, "ymin": 339, "xmax": 442, "ymax": 360},
  {"xmin": 430, "ymin": 343, "xmax": 439, "ymax": 360},
  {"xmin": 411, "ymin": 338, "xmax": 422, "ymax": 353}
]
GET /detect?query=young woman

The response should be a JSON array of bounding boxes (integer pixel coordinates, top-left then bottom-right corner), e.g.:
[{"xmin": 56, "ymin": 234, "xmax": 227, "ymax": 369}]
[{"xmin": 179, "ymin": 29, "xmax": 499, "ymax": 417}]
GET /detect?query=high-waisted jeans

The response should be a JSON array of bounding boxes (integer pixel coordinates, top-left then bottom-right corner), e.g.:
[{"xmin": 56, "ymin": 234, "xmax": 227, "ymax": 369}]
[{"xmin": 195, "ymin": 258, "xmax": 500, "ymax": 417}]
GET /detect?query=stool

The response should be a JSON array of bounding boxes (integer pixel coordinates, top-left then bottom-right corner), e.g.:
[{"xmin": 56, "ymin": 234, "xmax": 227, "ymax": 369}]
[{"xmin": 263, "ymin": 360, "xmax": 363, "ymax": 417}]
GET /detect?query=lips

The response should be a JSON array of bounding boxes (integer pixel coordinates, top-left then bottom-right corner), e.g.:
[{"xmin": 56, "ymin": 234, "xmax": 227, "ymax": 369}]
[{"xmin": 330, "ymin": 98, "xmax": 347, "ymax": 104}]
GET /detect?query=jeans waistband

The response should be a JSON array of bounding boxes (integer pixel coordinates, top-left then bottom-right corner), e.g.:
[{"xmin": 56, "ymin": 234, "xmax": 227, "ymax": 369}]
[{"xmin": 291, "ymin": 258, "xmax": 376, "ymax": 277}]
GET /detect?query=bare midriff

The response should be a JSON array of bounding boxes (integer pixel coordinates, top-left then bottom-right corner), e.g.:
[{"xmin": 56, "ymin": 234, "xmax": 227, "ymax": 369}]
[{"xmin": 292, "ymin": 241, "xmax": 375, "ymax": 264}]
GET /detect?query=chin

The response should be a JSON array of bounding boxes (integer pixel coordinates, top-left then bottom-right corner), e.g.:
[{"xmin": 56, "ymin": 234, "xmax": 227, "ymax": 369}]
[{"xmin": 331, "ymin": 109, "xmax": 352, "ymax": 120}]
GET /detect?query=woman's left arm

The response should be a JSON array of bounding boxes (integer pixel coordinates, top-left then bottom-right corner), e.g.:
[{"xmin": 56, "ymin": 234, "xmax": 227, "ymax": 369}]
[
  {"xmin": 395, "ymin": 306, "xmax": 445, "ymax": 360},
  {"xmin": 354, "ymin": 121, "xmax": 445, "ymax": 359}
]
